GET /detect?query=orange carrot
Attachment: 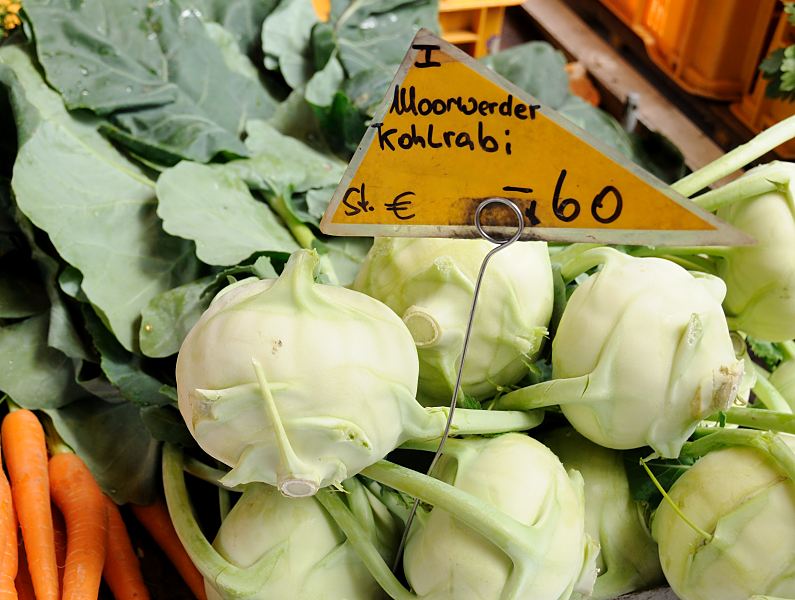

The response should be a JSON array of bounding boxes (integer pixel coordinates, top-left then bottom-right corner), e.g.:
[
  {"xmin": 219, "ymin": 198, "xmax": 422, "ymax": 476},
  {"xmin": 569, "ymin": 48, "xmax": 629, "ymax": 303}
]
[
  {"xmin": 1, "ymin": 439, "xmax": 18, "ymax": 600},
  {"xmin": 131, "ymin": 499, "xmax": 207, "ymax": 600},
  {"xmin": 14, "ymin": 539, "xmax": 34, "ymax": 600},
  {"xmin": 49, "ymin": 452, "xmax": 107, "ymax": 600},
  {"xmin": 1, "ymin": 410, "xmax": 57, "ymax": 600},
  {"xmin": 52, "ymin": 506, "xmax": 66, "ymax": 594},
  {"xmin": 102, "ymin": 496, "xmax": 150, "ymax": 600}
]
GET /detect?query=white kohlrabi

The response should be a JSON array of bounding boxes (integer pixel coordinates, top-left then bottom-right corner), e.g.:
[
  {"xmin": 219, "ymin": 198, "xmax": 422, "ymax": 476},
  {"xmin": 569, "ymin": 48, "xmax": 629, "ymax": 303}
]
[
  {"xmin": 162, "ymin": 446, "xmax": 394, "ymax": 600},
  {"xmin": 176, "ymin": 249, "xmax": 540, "ymax": 497},
  {"xmin": 496, "ymin": 248, "xmax": 743, "ymax": 457},
  {"xmin": 768, "ymin": 358, "xmax": 795, "ymax": 412},
  {"xmin": 354, "ymin": 238, "xmax": 553, "ymax": 404},
  {"xmin": 713, "ymin": 162, "xmax": 795, "ymax": 341},
  {"xmin": 652, "ymin": 434, "xmax": 795, "ymax": 600},
  {"xmin": 401, "ymin": 434, "xmax": 597, "ymax": 600},
  {"xmin": 543, "ymin": 428, "xmax": 663, "ymax": 600}
]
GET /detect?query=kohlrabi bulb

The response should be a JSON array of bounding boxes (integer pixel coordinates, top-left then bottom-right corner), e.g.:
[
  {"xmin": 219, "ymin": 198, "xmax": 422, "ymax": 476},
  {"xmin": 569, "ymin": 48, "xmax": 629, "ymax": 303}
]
[
  {"xmin": 717, "ymin": 163, "xmax": 795, "ymax": 341},
  {"xmin": 652, "ymin": 435, "xmax": 795, "ymax": 600},
  {"xmin": 403, "ymin": 433, "xmax": 596, "ymax": 600},
  {"xmin": 770, "ymin": 359, "xmax": 795, "ymax": 411},
  {"xmin": 205, "ymin": 481, "xmax": 387, "ymax": 600},
  {"xmin": 552, "ymin": 248, "xmax": 742, "ymax": 457},
  {"xmin": 176, "ymin": 249, "xmax": 438, "ymax": 497},
  {"xmin": 543, "ymin": 428, "xmax": 663, "ymax": 600},
  {"xmin": 354, "ymin": 238, "xmax": 553, "ymax": 405}
]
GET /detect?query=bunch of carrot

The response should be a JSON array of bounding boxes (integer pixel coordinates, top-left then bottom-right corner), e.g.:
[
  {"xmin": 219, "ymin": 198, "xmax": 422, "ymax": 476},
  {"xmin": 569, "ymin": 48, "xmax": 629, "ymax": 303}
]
[{"xmin": 0, "ymin": 407, "xmax": 206, "ymax": 600}]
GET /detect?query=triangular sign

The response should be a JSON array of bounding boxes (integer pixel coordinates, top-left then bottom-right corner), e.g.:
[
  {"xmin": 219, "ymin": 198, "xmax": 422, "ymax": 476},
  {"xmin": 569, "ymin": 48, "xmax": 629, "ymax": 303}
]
[{"xmin": 320, "ymin": 30, "xmax": 751, "ymax": 246}]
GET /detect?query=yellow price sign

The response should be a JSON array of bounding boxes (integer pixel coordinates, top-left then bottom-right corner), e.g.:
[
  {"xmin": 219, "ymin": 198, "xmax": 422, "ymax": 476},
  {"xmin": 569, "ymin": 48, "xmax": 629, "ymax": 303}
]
[{"xmin": 320, "ymin": 30, "xmax": 750, "ymax": 246}]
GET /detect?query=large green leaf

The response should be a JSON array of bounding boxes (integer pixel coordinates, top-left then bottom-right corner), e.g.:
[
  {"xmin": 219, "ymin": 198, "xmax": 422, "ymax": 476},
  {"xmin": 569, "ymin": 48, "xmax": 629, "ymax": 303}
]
[
  {"xmin": 139, "ymin": 276, "xmax": 214, "ymax": 358},
  {"xmin": 1, "ymin": 44, "xmax": 198, "ymax": 352},
  {"xmin": 21, "ymin": 0, "xmax": 176, "ymax": 113},
  {"xmin": 23, "ymin": 0, "xmax": 278, "ymax": 163},
  {"xmin": 190, "ymin": 0, "xmax": 279, "ymax": 54},
  {"xmin": 232, "ymin": 119, "xmax": 345, "ymax": 195},
  {"xmin": 45, "ymin": 397, "xmax": 161, "ymax": 504},
  {"xmin": 482, "ymin": 42, "xmax": 570, "ymax": 109},
  {"xmin": 82, "ymin": 307, "xmax": 173, "ymax": 408},
  {"xmin": 335, "ymin": 0, "xmax": 438, "ymax": 79},
  {"xmin": 557, "ymin": 95, "xmax": 634, "ymax": 159},
  {"xmin": 261, "ymin": 0, "xmax": 319, "ymax": 89},
  {"xmin": 156, "ymin": 161, "xmax": 299, "ymax": 266},
  {"xmin": 0, "ymin": 314, "xmax": 84, "ymax": 409}
]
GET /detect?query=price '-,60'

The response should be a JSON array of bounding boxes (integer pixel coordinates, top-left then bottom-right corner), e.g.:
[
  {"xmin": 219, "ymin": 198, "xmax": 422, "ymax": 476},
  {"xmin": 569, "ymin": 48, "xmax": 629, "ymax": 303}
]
[{"xmin": 340, "ymin": 168, "xmax": 624, "ymax": 228}]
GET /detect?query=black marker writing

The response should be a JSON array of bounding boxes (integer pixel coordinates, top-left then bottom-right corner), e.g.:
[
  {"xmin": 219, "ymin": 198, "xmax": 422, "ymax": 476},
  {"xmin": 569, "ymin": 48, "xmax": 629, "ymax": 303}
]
[
  {"xmin": 385, "ymin": 191, "xmax": 416, "ymax": 220},
  {"xmin": 412, "ymin": 44, "xmax": 441, "ymax": 68},
  {"xmin": 341, "ymin": 184, "xmax": 374, "ymax": 216}
]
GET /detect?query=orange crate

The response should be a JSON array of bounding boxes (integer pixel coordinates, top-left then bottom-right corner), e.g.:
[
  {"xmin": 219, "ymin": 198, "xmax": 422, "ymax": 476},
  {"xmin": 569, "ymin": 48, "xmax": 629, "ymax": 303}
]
[
  {"xmin": 598, "ymin": 0, "xmax": 646, "ymax": 28},
  {"xmin": 439, "ymin": 0, "xmax": 525, "ymax": 57},
  {"xmin": 731, "ymin": 3, "xmax": 795, "ymax": 159},
  {"xmin": 599, "ymin": 0, "xmax": 777, "ymax": 100}
]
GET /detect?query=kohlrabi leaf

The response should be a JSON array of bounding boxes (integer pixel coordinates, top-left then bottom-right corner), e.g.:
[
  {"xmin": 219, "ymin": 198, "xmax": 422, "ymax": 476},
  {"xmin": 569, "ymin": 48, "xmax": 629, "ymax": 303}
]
[
  {"xmin": 316, "ymin": 236, "xmax": 372, "ymax": 286},
  {"xmin": 261, "ymin": 0, "xmax": 319, "ymax": 89},
  {"xmin": 190, "ymin": 0, "xmax": 279, "ymax": 54},
  {"xmin": 482, "ymin": 42, "xmax": 570, "ymax": 109},
  {"xmin": 21, "ymin": 0, "xmax": 177, "ymax": 113},
  {"xmin": 233, "ymin": 120, "xmax": 345, "ymax": 196},
  {"xmin": 45, "ymin": 397, "xmax": 161, "ymax": 504},
  {"xmin": 623, "ymin": 449, "xmax": 695, "ymax": 506},
  {"xmin": 155, "ymin": 161, "xmax": 299, "ymax": 266},
  {"xmin": 557, "ymin": 95, "xmax": 634, "ymax": 158},
  {"xmin": 140, "ymin": 404, "xmax": 196, "ymax": 446},
  {"xmin": 747, "ymin": 336, "xmax": 786, "ymax": 371},
  {"xmin": 82, "ymin": 306, "xmax": 173, "ymax": 407},
  {"xmin": 0, "ymin": 314, "xmax": 85, "ymax": 409},
  {"xmin": 334, "ymin": 0, "xmax": 438, "ymax": 80},
  {"xmin": 23, "ymin": 0, "xmax": 279, "ymax": 163},
  {"xmin": 0, "ymin": 261, "xmax": 48, "ymax": 318},
  {"xmin": 12, "ymin": 211, "xmax": 92, "ymax": 361},
  {"xmin": 1, "ymin": 44, "xmax": 199, "ymax": 353},
  {"xmin": 139, "ymin": 276, "xmax": 214, "ymax": 358}
]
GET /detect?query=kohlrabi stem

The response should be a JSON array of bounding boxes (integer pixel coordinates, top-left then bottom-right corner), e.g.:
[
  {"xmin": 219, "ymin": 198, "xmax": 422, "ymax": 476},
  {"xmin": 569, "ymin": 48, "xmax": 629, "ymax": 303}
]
[
  {"xmin": 548, "ymin": 243, "xmax": 601, "ymax": 270},
  {"xmin": 720, "ymin": 406, "xmax": 795, "ymax": 434},
  {"xmin": 687, "ymin": 162, "xmax": 793, "ymax": 212},
  {"xmin": 779, "ymin": 340, "xmax": 795, "ymax": 361},
  {"xmin": 251, "ymin": 357, "xmax": 318, "ymax": 497},
  {"xmin": 439, "ymin": 407, "xmax": 544, "ymax": 436},
  {"xmin": 628, "ymin": 245, "xmax": 729, "ymax": 260},
  {"xmin": 750, "ymin": 362, "xmax": 793, "ymax": 414},
  {"xmin": 162, "ymin": 444, "xmax": 285, "ymax": 598},
  {"xmin": 493, "ymin": 376, "xmax": 588, "ymax": 411},
  {"xmin": 182, "ymin": 456, "xmax": 239, "ymax": 491},
  {"xmin": 268, "ymin": 194, "xmax": 341, "ymax": 285},
  {"xmin": 363, "ymin": 460, "xmax": 538, "ymax": 558},
  {"xmin": 682, "ymin": 429, "xmax": 795, "ymax": 483},
  {"xmin": 672, "ymin": 116, "xmax": 795, "ymax": 197},
  {"xmin": 558, "ymin": 247, "xmax": 616, "ymax": 282},
  {"xmin": 639, "ymin": 457, "xmax": 713, "ymax": 542},
  {"xmin": 316, "ymin": 490, "xmax": 417, "ymax": 600}
]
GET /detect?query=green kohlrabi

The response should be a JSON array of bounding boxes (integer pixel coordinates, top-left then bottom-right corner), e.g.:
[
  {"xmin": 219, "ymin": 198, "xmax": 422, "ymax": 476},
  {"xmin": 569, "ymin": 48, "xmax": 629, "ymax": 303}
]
[
  {"xmin": 543, "ymin": 428, "xmax": 663, "ymax": 600},
  {"xmin": 162, "ymin": 445, "xmax": 394, "ymax": 600},
  {"xmin": 708, "ymin": 162, "xmax": 795, "ymax": 342},
  {"xmin": 652, "ymin": 432, "xmax": 795, "ymax": 600},
  {"xmin": 401, "ymin": 434, "xmax": 597, "ymax": 600},
  {"xmin": 495, "ymin": 248, "xmax": 743, "ymax": 457},
  {"xmin": 770, "ymin": 358, "xmax": 795, "ymax": 412},
  {"xmin": 353, "ymin": 238, "xmax": 554, "ymax": 405},
  {"xmin": 313, "ymin": 434, "xmax": 598, "ymax": 600},
  {"xmin": 176, "ymin": 249, "xmax": 541, "ymax": 497}
]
